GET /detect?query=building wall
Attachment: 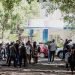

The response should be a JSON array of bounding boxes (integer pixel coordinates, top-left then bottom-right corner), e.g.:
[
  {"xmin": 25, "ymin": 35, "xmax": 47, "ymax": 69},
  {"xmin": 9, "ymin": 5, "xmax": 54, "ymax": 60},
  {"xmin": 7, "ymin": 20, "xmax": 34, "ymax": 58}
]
[
  {"xmin": 23, "ymin": 28, "xmax": 75, "ymax": 44},
  {"xmin": 48, "ymin": 28, "xmax": 75, "ymax": 44}
]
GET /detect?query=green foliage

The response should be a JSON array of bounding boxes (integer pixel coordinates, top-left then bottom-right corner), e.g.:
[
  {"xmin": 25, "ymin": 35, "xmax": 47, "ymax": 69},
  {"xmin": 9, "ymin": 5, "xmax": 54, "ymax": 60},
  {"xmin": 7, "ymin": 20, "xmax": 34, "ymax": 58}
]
[
  {"xmin": 0, "ymin": 0, "xmax": 40, "ymax": 41},
  {"xmin": 50, "ymin": 0, "xmax": 75, "ymax": 29},
  {"xmin": 8, "ymin": 34, "xmax": 18, "ymax": 41},
  {"xmin": 50, "ymin": 0, "xmax": 75, "ymax": 14},
  {"xmin": 1, "ymin": 0, "xmax": 21, "ymax": 11}
]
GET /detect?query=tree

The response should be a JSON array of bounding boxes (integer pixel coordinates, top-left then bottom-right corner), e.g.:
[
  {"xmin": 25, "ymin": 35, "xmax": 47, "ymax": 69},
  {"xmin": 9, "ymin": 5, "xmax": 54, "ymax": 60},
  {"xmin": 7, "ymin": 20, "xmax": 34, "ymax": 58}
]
[
  {"xmin": 10, "ymin": 0, "xmax": 40, "ymax": 41},
  {"xmin": 0, "ymin": 0, "xmax": 40, "ymax": 42},
  {"xmin": 49, "ymin": 0, "xmax": 75, "ymax": 39},
  {"xmin": 0, "ymin": 0, "xmax": 21, "ymax": 42},
  {"xmin": 49, "ymin": 0, "xmax": 75, "ymax": 28}
]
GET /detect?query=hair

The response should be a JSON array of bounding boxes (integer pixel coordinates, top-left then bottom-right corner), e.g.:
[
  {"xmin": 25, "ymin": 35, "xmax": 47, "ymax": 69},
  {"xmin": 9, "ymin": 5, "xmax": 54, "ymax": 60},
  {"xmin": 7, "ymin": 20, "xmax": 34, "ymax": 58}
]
[
  {"xmin": 52, "ymin": 39, "xmax": 55, "ymax": 42},
  {"xmin": 27, "ymin": 40, "xmax": 30, "ymax": 44},
  {"xmin": 10, "ymin": 42, "xmax": 14, "ymax": 45},
  {"xmin": 33, "ymin": 41, "xmax": 36, "ymax": 48}
]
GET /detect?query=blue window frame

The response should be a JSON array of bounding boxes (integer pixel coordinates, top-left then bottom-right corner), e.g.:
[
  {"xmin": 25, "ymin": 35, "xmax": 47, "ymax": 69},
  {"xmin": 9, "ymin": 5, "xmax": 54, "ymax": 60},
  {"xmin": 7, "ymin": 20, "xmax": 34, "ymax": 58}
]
[{"xmin": 43, "ymin": 29, "xmax": 48, "ymax": 42}]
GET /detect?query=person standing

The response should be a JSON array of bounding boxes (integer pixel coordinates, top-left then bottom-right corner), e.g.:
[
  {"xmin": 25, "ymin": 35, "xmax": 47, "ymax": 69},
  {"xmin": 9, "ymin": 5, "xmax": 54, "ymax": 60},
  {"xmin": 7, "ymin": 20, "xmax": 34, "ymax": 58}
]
[
  {"xmin": 63, "ymin": 39, "xmax": 72, "ymax": 59},
  {"xmin": 32, "ymin": 41, "xmax": 38, "ymax": 64},
  {"xmin": 6, "ymin": 43, "xmax": 10, "ymax": 64},
  {"xmin": 68, "ymin": 46, "xmax": 75, "ymax": 74},
  {"xmin": 65, "ymin": 46, "xmax": 71, "ymax": 70},
  {"xmin": 49, "ymin": 39, "xmax": 57, "ymax": 62},
  {"xmin": 0, "ymin": 43, "xmax": 3, "ymax": 60},
  {"xmin": 14, "ymin": 40, "xmax": 20, "ymax": 65},
  {"xmin": 8, "ymin": 42, "xmax": 16, "ymax": 67},
  {"xmin": 19, "ymin": 43, "xmax": 27, "ymax": 67},
  {"xmin": 26, "ymin": 41, "xmax": 32, "ymax": 64}
]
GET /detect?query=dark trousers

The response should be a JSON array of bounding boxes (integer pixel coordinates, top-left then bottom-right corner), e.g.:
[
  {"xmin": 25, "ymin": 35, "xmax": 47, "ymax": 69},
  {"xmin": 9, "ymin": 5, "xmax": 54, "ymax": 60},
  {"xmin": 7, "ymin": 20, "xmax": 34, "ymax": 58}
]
[
  {"xmin": 68, "ymin": 55, "xmax": 75, "ymax": 74},
  {"xmin": 50, "ymin": 51, "xmax": 55, "ymax": 62},
  {"xmin": 48, "ymin": 50, "xmax": 50, "ymax": 62},
  {"xmin": 69, "ymin": 63, "xmax": 75, "ymax": 74},
  {"xmin": 16, "ymin": 54, "xmax": 19, "ymax": 65},
  {"xmin": 66, "ymin": 63, "xmax": 69, "ymax": 68},
  {"xmin": 63, "ymin": 50, "xmax": 68, "ymax": 59},
  {"xmin": 7, "ymin": 55, "xmax": 10, "ymax": 64},
  {"xmin": 8, "ymin": 56, "xmax": 16, "ymax": 67},
  {"xmin": 19, "ymin": 56, "xmax": 26, "ymax": 67}
]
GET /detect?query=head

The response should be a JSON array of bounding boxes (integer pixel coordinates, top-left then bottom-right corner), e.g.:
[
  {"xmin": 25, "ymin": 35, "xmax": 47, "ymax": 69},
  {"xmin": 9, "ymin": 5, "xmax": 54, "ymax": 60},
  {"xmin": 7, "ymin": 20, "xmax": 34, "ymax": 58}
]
[
  {"xmin": 27, "ymin": 40, "xmax": 31, "ymax": 45},
  {"xmin": 16, "ymin": 40, "xmax": 20, "ymax": 44},
  {"xmin": 10, "ymin": 42, "xmax": 14, "ymax": 46},
  {"xmin": 33, "ymin": 41, "xmax": 36, "ymax": 48},
  {"xmin": 52, "ymin": 39, "xmax": 55, "ymax": 43},
  {"xmin": 65, "ymin": 39, "xmax": 68, "ymax": 41},
  {"xmin": 26, "ymin": 42, "xmax": 28, "ymax": 46}
]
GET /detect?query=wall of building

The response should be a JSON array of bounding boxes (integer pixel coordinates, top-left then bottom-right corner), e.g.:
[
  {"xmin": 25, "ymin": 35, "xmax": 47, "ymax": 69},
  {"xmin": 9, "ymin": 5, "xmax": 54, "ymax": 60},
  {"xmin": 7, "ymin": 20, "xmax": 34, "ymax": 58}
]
[{"xmin": 22, "ymin": 28, "xmax": 75, "ymax": 44}]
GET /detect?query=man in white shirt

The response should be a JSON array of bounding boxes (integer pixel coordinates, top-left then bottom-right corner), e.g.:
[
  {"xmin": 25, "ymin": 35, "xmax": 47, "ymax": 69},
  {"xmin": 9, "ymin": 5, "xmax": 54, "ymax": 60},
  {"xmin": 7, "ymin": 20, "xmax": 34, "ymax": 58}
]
[
  {"xmin": 26, "ymin": 41, "xmax": 32, "ymax": 64},
  {"xmin": 50, "ymin": 39, "xmax": 57, "ymax": 62}
]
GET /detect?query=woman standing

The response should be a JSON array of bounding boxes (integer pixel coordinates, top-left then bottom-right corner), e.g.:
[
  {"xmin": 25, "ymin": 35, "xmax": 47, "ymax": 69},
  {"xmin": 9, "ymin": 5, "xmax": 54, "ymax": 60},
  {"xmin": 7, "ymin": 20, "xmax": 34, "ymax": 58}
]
[
  {"xmin": 26, "ymin": 41, "xmax": 32, "ymax": 64},
  {"xmin": 32, "ymin": 41, "xmax": 38, "ymax": 64}
]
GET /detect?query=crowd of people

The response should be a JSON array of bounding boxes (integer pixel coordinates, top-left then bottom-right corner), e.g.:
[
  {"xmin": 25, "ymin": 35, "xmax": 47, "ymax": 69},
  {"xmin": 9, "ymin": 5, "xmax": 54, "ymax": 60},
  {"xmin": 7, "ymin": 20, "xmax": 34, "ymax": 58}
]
[
  {"xmin": 0, "ymin": 40, "xmax": 40, "ymax": 68},
  {"xmin": 0, "ymin": 39, "xmax": 75, "ymax": 74},
  {"xmin": 47, "ymin": 39, "xmax": 75, "ymax": 74}
]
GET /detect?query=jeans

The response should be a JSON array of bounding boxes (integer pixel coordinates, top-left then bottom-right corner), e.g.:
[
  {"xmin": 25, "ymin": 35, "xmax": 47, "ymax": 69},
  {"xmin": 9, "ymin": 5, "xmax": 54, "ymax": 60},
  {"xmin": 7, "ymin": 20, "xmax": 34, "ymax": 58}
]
[
  {"xmin": 19, "ymin": 55, "xmax": 26, "ymax": 67},
  {"xmin": 16, "ymin": 54, "xmax": 19, "ymax": 65},
  {"xmin": 48, "ymin": 50, "xmax": 50, "ymax": 62},
  {"xmin": 50, "ymin": 51, "xmax": 55, "ymax": 62}
]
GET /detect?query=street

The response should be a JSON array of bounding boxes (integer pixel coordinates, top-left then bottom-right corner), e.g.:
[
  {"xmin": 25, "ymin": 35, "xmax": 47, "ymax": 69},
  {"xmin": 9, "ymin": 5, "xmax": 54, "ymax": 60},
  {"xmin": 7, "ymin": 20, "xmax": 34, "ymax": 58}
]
[{"xmin": 0, "ymin": 57, "xmax": 75, "ymax": 75}]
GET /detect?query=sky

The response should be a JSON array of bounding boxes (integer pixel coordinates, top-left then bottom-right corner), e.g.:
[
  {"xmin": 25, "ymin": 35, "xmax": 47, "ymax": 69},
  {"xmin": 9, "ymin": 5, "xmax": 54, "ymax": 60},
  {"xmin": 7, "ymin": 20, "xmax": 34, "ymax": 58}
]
[
  {"xmin": 20, "ymin": 0, "xmax": 65, "ymax": 29},
  {"xmin": 29, "ymin": 9, "xmax": 64, "ymax": 29}
]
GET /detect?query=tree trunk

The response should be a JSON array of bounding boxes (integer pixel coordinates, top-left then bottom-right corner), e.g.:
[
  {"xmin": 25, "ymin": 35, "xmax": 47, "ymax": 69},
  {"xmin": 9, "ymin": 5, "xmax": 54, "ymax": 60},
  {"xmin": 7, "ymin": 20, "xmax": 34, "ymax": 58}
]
[
  {"xmin": 17, "ymin": 24, "xmax": 21, "ymax": 41},
  {"xmin": 1, "ymin": 12, "xmax": 9, "ymax": 43}
]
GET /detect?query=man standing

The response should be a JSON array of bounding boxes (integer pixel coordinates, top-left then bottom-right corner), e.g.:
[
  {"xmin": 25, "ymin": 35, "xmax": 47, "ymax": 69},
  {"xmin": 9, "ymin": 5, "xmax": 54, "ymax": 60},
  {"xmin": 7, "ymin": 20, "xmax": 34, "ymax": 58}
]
[
  {"xmin": 14, "ymin": 40, "xmax": 20, "ymax": 65},
  {"xmin": 8, "ymin": 42, "xmax": 16, "ymax": 67},
  {"xmin": 63, "ymin": 39, "xmax": 72, "ymax": 59},
  {"xmin": 50, "ymin": 39, "xmax": 57, "ymax": 62},
  {"xmin": 19, "ymin": 43, "xmax": 27, "ymax": 67}
]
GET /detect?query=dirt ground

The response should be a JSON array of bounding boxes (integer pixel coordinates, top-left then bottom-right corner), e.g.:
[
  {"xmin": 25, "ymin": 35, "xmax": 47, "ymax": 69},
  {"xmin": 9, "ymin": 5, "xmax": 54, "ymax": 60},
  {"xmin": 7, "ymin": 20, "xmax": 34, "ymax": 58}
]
[{"xmin": 0, "ymin": 58, "xmax": 75, "ymax": 75}]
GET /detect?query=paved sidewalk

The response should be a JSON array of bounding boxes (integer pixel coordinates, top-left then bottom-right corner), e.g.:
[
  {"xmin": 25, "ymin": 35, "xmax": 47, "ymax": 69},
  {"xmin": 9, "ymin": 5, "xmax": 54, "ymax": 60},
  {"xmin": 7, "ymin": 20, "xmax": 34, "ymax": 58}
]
[{"xmin": 0, "ymin": 58, "xmax": 74, "ymax": 75}]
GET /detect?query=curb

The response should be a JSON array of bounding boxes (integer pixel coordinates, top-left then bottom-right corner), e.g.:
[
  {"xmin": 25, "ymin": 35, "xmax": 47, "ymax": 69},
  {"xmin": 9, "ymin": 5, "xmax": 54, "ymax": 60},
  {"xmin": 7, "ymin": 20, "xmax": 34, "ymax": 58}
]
[{"xmin": 0, "ymin": 69, "xmax": 75, "ymax": 74}]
